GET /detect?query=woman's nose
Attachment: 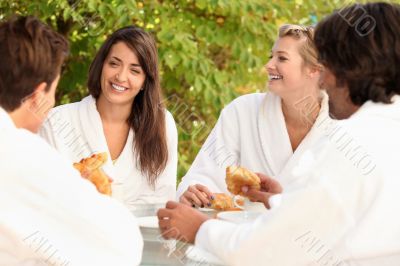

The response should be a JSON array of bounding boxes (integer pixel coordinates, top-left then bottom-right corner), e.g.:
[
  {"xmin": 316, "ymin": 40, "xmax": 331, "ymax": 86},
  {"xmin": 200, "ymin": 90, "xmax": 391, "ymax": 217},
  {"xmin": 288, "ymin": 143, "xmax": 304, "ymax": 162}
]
[
  {"xmin": 265, "ymin": 59, "xmax": 274, "ymax": 72},
  {"xmin": 116, "ymin": 69, "xmax": 128, "ymax": 82}
]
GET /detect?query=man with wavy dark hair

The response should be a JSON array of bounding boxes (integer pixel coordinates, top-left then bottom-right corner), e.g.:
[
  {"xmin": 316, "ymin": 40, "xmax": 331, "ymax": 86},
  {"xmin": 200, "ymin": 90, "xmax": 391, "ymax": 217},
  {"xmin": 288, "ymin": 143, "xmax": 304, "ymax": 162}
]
[
  {"xmin": 315, "ymin": 2, "xmax": 400, "ymax": 119},
  {"xmin": 0, "ymin": 16, "xmax": 143, "ymax": 265},
  {"xmin": 157, "ymin": 3, "xmax": 400, "ymax": 265}
]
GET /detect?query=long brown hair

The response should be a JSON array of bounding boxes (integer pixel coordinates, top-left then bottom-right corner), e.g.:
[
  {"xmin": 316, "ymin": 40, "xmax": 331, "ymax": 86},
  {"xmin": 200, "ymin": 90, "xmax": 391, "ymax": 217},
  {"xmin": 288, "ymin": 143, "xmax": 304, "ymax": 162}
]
[{"xmin": 87, "ymin": 26, "xmax": 168, "ymax": 187}]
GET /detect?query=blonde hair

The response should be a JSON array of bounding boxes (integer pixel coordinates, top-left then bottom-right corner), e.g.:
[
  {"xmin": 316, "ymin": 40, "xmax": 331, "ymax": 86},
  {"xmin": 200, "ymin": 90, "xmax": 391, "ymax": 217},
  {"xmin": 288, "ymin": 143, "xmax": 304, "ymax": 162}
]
[{"xmin": 278, "ymin": 24, "xmax": 321, "ymax": 69}]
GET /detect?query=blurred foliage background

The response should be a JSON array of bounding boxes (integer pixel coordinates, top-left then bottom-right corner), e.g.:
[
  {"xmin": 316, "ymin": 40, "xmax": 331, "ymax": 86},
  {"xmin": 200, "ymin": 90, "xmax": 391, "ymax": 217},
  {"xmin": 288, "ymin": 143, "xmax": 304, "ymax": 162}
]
[{"xmin": 1, "ymin": 0, "xmax": 346, "ymax": 182}]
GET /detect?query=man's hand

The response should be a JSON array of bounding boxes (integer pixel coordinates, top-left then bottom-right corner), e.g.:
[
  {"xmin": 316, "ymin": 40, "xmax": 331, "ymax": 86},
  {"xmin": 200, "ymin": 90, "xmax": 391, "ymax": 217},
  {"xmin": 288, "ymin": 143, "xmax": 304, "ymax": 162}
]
[
  {"xmin": 179, "ymin": 184, "xmax": 213, "ymax": 208},
  {"xmin": 157, "ymin": 201, "xmax": 210, "ymax": 243},
  {"xmin": 242, "ymin": 173, "xmax": 282, "ymax": 209}
]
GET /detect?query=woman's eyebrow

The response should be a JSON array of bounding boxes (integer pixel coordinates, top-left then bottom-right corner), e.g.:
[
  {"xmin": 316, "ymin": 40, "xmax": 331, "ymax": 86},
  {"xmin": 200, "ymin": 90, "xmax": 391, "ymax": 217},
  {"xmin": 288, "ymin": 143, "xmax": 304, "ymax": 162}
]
[
  {"xmin": 111, "ymin": 56, "xmax": 141, "ymax": 67},
  {"xmin": 270, "ymin": 50, "xmax": 289, "ymax": 55}
]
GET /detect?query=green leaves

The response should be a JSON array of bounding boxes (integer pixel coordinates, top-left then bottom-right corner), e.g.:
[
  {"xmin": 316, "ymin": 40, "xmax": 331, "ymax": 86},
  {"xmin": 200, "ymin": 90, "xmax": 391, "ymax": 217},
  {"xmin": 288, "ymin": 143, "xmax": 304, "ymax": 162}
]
[
  {"xmin": 195, "ymin": 0, "xmax": 208, "ymax": 10},
  {"xmin": 1, "ymin": 0, "xmax": 342, "ymax": 181},
  {"xmin": 165, "ymin": 53, "xmax": 181, "ymax": 69}
]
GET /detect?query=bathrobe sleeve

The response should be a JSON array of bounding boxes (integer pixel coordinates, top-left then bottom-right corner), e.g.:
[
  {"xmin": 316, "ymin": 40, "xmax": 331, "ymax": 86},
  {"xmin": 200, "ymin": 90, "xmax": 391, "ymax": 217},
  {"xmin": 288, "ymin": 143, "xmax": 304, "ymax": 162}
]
[
  {"xmin": 191, "ymin": 95, "xmax": 400, "ymax": 266},
  {"xmin": 176, "ymin": 102, "xmax": 242, "ymax": 198},
  {"xmin": 194, "ymin": 138, "xmax": 384, "ymax": 266},
  {"xmin": 0, "ymin": 129, "xmax": 143, "ymax": 266}
]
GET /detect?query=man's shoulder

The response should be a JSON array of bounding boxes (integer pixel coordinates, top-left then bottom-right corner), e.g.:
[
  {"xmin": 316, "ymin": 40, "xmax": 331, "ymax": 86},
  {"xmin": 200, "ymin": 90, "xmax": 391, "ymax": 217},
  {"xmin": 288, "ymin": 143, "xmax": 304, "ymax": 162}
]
[{"xmin": 0, "ymin": 128, "xmax": 74, "ymax": 175}]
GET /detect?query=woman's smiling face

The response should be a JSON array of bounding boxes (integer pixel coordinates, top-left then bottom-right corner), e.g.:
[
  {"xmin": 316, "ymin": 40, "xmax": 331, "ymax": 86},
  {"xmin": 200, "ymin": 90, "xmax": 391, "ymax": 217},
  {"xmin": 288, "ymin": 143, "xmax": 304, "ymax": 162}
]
[
  {"xmin": 99, "ymin": 41, "xmax": 146, "ymax": 107},
  {"xmin": 265, "ymin": 36, "xmax": 317, "ymax": 98}
]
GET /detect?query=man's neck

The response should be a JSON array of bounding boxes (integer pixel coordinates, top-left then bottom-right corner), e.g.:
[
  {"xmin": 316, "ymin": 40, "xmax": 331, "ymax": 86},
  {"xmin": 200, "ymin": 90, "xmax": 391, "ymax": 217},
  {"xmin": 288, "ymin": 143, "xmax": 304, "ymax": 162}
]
[
  {"xmin": 8, "ymin": 107, "xmax": 38, "ymax": 132},
  {"xmin": 327, "ymin": 85, "xmax": 361, "ymax": 120}
]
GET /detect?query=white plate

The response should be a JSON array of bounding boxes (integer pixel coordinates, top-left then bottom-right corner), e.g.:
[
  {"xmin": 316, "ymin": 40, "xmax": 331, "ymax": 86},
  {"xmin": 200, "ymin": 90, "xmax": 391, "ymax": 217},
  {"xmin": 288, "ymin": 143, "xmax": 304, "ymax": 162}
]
[
  {"xmin": 217, "ymin": 211, "xmax": 263, "ymax": 224},
  {"xmin": 137, "ymin": 216, "xmax": 158, "ymax": 228},
  {"xmin": 198, "ymin": 207, "xmax": 215, "ymax": 212}
]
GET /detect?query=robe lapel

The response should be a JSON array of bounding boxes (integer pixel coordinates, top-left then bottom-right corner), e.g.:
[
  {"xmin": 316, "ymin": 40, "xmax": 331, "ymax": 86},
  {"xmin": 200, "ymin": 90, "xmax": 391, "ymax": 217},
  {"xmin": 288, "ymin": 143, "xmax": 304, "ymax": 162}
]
[
  {"xmin": 112, "ymin": 129, "xmax": 145, "ymax": 206},
  {"xmin": 278, "ymin": 91, "xmax": 333, "ymax": 187},
  {"xmin": 77, "ymin": 96, "xmax": 128, "ymax": 200},
  {"xmin": 257, "ymin": 92, "xmax": 293, "ymax": 177}
]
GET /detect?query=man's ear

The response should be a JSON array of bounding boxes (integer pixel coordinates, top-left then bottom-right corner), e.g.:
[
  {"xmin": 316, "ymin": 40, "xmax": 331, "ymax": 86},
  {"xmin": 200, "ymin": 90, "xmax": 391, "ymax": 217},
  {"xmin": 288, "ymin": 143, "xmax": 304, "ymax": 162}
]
[
  {"xmin": 23, "ymin": 82, "xmax": 48, "ymax": 115},
  {"xmin": 30, "ymin": 82, "xmax": 47, "ymax": 102}
]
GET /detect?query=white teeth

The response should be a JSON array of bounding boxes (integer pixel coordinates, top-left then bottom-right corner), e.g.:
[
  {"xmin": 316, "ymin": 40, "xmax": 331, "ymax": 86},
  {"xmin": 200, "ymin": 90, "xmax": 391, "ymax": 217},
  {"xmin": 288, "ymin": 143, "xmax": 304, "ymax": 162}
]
[
  {"xmin": 269, "ymin": 74, "xmax": 283, "ymax": 80},
  {"xmin": 111, "ymin": 83, "xmax": 127, "ymax": 91}
]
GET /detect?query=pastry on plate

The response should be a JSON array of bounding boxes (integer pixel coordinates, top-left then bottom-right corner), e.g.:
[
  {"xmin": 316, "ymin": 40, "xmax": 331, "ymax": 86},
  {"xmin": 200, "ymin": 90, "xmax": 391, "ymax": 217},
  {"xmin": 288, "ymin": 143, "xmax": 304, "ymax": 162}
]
[{"xmin": 210, "ymin": 193, "xmax": 243, "ymax": 211}]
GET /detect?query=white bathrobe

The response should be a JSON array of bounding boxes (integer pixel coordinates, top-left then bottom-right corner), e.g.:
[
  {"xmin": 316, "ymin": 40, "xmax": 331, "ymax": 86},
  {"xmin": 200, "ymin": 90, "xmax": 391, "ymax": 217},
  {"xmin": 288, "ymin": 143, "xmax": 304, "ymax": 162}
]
[
  {"xmin": 195, "ymin": 96, "xmax": 400, "ymax": 265},
  {"xmin": 39, "ymin": 96, "xmax": 178, "ymax": 209},
  {"xmin": 0, "ymin": 107, "xmax": 143, "ymax": 266},
  {"xmin": 177, "ymin": 91, "xmax": 331, "ymax": 198}
]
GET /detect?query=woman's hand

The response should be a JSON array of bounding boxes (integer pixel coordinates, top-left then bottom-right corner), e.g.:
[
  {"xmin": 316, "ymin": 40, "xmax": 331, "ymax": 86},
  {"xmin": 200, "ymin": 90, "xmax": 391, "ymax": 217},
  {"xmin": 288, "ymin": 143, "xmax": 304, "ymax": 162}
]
[
  {"xmin": 242, "ymin": 173, "xmax": 282, "ymax": 209},
  {"xmin": 179, "ymin": 184, "xmax": 214, "ymax": 208}
]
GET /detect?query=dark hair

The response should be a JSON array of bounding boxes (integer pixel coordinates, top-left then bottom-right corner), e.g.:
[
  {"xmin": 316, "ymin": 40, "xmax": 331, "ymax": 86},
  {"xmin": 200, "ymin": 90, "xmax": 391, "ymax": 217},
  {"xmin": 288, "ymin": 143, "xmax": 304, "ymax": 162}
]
[
  {"xmin": 0, "ymin": 16, "xmax": 68, "ymax": 111},
  {"xmin": 315, "ymin": 2, "xmax": 400, "ymax": 105},
  {"xmin": 87, "ymin": 26, "xmax": 168, "ymax": 187}
]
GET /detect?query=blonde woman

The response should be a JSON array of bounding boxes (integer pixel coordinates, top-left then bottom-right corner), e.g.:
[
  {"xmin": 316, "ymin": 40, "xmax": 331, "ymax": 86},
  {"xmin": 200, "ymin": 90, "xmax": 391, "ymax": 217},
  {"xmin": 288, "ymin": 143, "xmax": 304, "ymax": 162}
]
[{"xmin": 177, "ymin": 24, "xmax": 330, "ymax": 208}]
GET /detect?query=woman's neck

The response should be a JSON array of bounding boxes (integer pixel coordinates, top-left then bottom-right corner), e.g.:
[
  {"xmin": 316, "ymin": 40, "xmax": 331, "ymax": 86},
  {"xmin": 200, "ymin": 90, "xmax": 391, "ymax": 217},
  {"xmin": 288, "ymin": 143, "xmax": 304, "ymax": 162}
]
[
  {"xmin": 281, "ymin": 91, "xmax": 321, "ymax": 128},
  {"xmin": 96, "ymin": 96, "xmax": 132, "ymax": 124}
]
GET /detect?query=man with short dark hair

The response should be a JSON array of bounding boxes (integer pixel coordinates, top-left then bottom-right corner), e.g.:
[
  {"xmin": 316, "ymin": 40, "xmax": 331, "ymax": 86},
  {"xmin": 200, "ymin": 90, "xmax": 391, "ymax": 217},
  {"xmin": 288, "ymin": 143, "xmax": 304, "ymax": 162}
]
[
  {"xmin": 157, "ymin": 3, "xmax": 400, "ymax": 265},
  {"xmin": 0, "ymin": 16, "xmax": 143, "ymax": 265}
]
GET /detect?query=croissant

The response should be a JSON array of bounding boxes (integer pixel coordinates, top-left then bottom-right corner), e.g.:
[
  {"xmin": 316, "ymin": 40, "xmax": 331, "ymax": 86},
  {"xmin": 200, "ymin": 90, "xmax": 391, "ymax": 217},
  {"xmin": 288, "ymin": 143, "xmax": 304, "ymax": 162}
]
[
  {"xmin": 210, "ymin": 193, "xmax": 243, "ymax": 211},
  {"xmin": 226, "ymin": 166, "xmax": 260, "ymax": 196},
  {"xmin": 73, "ymin": 152, "xmax": 112, "ymax": 196}
]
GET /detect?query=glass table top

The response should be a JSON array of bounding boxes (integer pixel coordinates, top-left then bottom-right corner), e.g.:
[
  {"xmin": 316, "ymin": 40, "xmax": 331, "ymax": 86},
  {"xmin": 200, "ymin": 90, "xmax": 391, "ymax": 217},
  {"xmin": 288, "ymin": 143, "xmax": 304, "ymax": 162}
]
[{"xmin": 130, "ymin": 204, "xmax": 223, "ymax": 266}]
